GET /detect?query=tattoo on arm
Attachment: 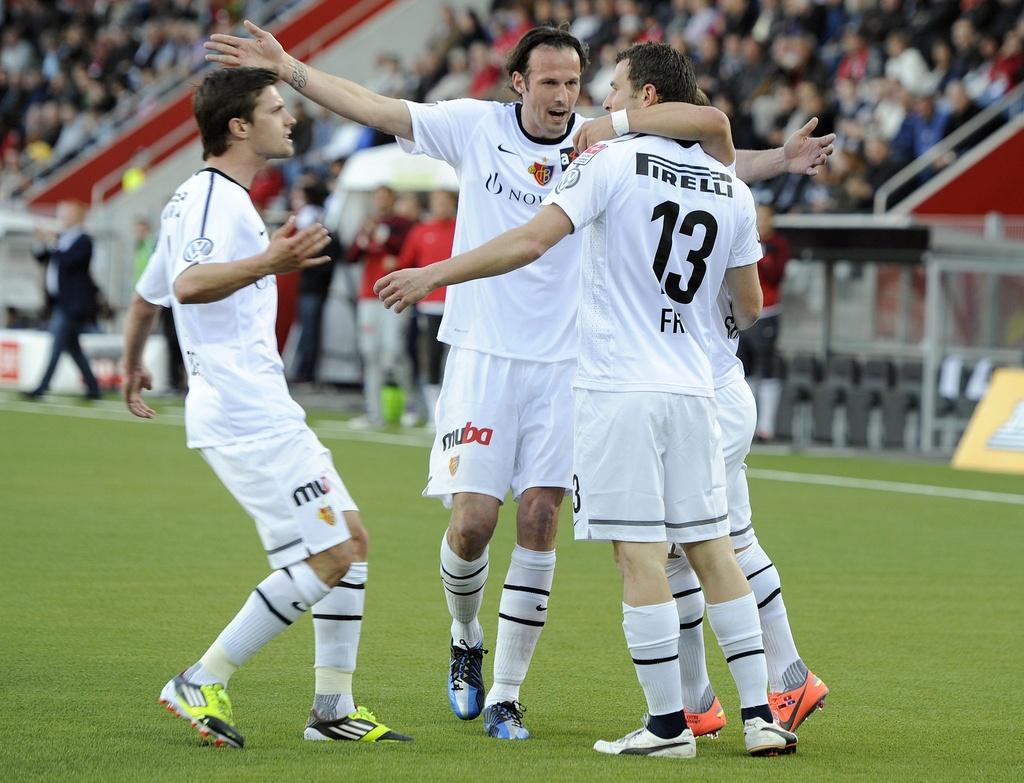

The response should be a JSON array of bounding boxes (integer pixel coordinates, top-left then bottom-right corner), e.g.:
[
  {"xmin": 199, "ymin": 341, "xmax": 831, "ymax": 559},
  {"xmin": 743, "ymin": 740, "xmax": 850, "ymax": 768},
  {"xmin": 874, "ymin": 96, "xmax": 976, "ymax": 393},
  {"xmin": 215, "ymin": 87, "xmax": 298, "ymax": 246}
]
[{"xmin": 290, "ymin": 61, "xmax": 308, "ymax": 90}]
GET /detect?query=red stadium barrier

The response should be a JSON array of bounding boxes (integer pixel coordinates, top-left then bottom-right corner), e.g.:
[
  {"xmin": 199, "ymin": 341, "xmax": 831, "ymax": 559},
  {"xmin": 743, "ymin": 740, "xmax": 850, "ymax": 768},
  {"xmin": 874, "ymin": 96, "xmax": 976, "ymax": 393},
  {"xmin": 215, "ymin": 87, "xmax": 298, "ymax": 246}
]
[
  {"xmin": 910, "ymin": 121, "xmax": 1024, "ymax": 217},
  {"xmin": 26, "ymin": 0, "xmax": 396, "ymax": 208}
]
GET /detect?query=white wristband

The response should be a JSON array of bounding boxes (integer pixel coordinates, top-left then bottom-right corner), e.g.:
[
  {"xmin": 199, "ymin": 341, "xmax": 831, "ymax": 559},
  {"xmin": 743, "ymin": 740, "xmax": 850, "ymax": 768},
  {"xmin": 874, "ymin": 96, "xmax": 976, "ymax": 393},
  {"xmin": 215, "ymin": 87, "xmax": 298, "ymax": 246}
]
[{"xmin": 610, "ymin": 109, "xmax": 630, "ymax": 137}]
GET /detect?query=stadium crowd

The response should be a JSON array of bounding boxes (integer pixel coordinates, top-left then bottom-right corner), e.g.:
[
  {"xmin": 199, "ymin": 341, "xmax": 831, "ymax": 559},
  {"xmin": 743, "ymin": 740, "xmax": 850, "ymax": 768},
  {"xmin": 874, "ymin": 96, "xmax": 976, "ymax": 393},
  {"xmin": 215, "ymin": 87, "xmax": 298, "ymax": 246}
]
[
  {"xmin": 2, "ymin": 0, "xmax": 1021, "ymax": 209},
  {"xmin": 0, "ymin": 0, "xmax": 303, "ymax": 196}
]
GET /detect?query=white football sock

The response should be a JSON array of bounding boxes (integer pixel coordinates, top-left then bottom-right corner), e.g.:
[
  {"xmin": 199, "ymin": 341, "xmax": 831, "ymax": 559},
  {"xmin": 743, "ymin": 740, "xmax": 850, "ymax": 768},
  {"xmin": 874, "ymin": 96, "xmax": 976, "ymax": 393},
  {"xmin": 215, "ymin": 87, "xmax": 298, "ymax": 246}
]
[
  {"xmin": 737, "ymin": 542, "xmax": 807, "ymax": 691},
  {"xmin": 665, "ymin": 555, "xmax": 712, "ymax": 713},
  {"xmin": 188, "ymin": 563, "xmax": 330, "ymax": 686},
  {"xmin": 622, "ymin": 600, "xmax": 684, "ymax": 718},
  {"xmin": 440, "ymin": 532, "xmax": 488, "ymax": 647},
  {"xmin": 705, "ymin": 592, "xmax": 768, "ymax": 710},
  {"xmin": 487, "ymin": 545, "xmax": 555, "ymax": 706},
  {"xmin": 311, "ymin": 561, "xmax": 367, "ymax": 718}
]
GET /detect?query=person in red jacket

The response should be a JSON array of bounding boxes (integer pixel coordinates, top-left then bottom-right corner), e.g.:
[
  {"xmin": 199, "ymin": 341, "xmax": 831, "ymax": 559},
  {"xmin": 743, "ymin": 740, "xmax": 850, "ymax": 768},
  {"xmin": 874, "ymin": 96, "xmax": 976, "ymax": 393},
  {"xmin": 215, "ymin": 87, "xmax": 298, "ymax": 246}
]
[
  {"xmin": 737, "ymin": 203, "xmax": 790, "ymax": 441},
  {"xmin": 346, "ymin": 185, "xmax": 413, "ymax": 426},
  {"xmin": 398, "ymin": 189, "xmax": 457, "ymax": 427}
]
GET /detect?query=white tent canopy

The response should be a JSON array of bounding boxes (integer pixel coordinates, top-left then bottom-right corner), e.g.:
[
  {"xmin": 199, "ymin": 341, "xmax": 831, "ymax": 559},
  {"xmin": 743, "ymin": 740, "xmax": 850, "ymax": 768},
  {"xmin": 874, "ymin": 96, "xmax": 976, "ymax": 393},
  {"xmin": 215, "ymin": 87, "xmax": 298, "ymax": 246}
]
[{"xmin": 336, "ymin": 143, "xmax": 458, "ymax": 192}]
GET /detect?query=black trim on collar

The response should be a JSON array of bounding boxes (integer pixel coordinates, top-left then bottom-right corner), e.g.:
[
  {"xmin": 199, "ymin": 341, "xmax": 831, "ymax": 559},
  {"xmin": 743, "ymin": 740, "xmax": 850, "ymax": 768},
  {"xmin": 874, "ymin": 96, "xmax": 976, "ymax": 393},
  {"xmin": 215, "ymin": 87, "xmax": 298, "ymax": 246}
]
[
  {"xmin": 199, "ymin": 166, "xmax": 250, "ymax": 192},
  {"xmin": 674, "ymin": 139, "xmax": 698, "ymax": 149},
  {"xmin": 514, "ymin": 103, "xmax": 577, "ymax": 145}
]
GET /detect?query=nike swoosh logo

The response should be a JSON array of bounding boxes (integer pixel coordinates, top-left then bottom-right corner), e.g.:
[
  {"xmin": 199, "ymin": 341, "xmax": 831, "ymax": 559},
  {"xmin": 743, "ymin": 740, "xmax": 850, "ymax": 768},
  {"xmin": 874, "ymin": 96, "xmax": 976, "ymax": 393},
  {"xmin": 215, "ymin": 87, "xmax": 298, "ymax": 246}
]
[
  {"xmin": 259, "ymin": 230, "xmax": 266, "ymax": 236},
  {"xmin": 292, "ymin": 601, "xmax": 306, "ymax": 612},
  {"xmin": 497, "ymin": 143, "xmax": 515, "ymax": 155},
  {"xmin": 536, "ymin": 604, "xmax": 547, "ymax": 612}
]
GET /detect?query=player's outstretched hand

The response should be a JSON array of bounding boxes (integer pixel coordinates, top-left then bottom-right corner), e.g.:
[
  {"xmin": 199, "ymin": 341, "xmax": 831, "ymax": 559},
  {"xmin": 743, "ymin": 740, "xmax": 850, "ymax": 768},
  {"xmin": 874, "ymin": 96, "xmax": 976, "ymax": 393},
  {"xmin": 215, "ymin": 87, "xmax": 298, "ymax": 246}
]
[
  {"xmin": 123, "ymin": 366, "xmax": 155, "ymax": 419},
  {"xmin": 264, "ymin": 216, "xmax": 332, "ymax": 274},
  {"xmin": 573, "ymin": 116, "xmax": 615, "ymax": 154},
  {"xmin": 785, "ymin": 117, "xmax": 836, "ymax": 176},
  {"xmin": 374, "ymin": 268, "xmax": 433, "ymax": 313},
  {"xmin": 205, "ymin": 20, "xmax": 285, "ymax": 77}
]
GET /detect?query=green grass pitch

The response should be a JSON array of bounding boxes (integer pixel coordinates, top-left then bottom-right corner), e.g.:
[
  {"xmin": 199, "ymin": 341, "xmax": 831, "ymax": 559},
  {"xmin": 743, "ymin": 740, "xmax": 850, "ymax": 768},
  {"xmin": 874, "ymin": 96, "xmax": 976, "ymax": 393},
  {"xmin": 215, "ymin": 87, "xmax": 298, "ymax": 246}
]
[{"xmin": 1, "ymin": 396, "xmax": 1022, "ymax": 782}]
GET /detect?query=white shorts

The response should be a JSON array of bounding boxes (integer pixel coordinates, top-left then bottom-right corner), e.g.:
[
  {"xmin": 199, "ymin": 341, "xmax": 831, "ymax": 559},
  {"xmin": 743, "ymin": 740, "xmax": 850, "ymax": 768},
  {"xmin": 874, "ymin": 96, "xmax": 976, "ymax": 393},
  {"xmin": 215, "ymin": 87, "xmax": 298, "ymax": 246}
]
[
  {"xmin": 424, "ymin": 347, "xmax": 574, "ymax": 506},
  {"xmin": 716, "ymin": 377, "xmax": 757, "ymax": 550},
  {"xmin": 572, "ymin": 389, "xmax": 729, "ymax": 544},
  {"xmin": 201, "ymin": 427, "xmax": 356, "ymax": 569}
]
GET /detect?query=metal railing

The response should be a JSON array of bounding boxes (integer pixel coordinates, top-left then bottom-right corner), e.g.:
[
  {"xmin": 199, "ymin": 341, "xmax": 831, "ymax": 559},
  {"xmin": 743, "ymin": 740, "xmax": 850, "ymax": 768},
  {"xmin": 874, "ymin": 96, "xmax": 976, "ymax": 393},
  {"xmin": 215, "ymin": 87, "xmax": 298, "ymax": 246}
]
[{"xmin": 873, "ymin": 81, "xmax": 1024, "ymax": 214}]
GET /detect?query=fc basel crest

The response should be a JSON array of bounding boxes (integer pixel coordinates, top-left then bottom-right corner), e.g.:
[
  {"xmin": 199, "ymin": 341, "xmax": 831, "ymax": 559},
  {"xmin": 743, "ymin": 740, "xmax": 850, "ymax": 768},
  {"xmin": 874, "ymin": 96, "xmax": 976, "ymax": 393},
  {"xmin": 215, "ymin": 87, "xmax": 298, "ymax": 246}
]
[{"xmin": 528, "ymin": 160, "xmax": 555, "ymax": 186}]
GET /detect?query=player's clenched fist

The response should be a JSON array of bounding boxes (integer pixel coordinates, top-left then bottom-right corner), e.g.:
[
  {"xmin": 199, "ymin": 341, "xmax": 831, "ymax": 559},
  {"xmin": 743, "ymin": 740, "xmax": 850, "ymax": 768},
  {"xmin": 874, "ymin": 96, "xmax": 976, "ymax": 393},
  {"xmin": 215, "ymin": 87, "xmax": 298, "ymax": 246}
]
[
  {"xmin": 263, "ymin": 216, "xmax": 331, "ymax": 273},
  {"xmin": 374, "ymin": 267, "xmax": 437, "ymax": 313}
]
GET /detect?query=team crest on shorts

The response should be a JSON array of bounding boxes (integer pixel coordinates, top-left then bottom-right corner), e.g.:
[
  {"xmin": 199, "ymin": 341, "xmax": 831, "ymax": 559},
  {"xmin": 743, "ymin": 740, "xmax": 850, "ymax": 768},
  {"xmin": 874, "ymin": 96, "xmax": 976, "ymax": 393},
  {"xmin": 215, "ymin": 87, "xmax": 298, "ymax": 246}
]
[
  {"xmin": 449, "ymin": 455, "xmax": 460, "ymax": 476},
  {"xmin": 317, "ymin": 506, "xmax": 336, "ymax": 526},
  {"xmin": 528, "ymin": 160, "xmax": 554, "ymax": 186}
]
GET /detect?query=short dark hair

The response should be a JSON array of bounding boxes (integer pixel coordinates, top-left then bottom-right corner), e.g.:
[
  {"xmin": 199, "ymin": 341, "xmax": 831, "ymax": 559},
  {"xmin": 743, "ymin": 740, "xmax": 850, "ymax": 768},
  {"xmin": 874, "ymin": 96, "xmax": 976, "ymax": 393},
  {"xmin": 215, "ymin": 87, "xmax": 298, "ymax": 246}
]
[
  {"xmin": 615, "ymin": 43, "xmax": 699, "ymax": 105},
  {"xmin": 506, "ymin": 25, "xmax": 590, "ymax": 91},
  {"xmin": 194, "ymin": 67, "xmax": 280, "ymax": 160}
]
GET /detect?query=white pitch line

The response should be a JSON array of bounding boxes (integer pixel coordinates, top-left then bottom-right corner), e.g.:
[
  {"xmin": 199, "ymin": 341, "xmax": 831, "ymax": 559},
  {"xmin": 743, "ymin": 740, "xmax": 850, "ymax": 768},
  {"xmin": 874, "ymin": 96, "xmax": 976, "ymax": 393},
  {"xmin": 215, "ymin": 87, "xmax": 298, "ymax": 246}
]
[
  {"xmin": 4, "ymin": 397, "xmax": 1023, "ymax": 506},
  {"xmin": 747, "ymin": 468, "xmax": 1024, "ymax": 506}
]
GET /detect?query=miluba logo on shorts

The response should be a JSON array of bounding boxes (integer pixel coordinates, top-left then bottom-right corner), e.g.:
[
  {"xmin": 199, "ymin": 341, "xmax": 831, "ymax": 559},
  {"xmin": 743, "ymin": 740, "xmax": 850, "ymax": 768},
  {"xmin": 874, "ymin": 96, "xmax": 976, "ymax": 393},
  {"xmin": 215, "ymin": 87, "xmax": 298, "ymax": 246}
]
[
  {"xmin": 442, "ymin": 421, "xmax": 494, "ymax": 450},
  {"xmin": 292, "ymin": 476, "xmax": 331, "ymax": 507}
]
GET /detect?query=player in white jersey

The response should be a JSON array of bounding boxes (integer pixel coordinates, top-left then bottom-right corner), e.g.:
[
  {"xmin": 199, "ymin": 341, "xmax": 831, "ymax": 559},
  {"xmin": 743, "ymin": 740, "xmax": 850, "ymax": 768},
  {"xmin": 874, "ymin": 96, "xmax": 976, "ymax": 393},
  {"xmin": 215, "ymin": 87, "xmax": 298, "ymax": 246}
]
[
  {"xmin": 665, "ymin": 270, "xmax": 831, "ymax": 737},
  {"xmin": 121, "ymin": 67, "xmax": 410, "ymax": 748},
  {"xmin": 204, "ymin": 23, "xmax": 758, "ymax": 739},
  {"xmin": 375, "ymin": 43, "xmax": 799, "ymax": 759}
]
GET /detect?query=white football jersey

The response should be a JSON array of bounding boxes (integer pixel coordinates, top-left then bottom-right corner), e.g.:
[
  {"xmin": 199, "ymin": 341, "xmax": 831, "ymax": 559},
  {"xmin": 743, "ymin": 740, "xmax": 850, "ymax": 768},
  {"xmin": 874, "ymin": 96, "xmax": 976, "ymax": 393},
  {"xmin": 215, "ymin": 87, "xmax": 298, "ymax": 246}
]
[
  {"xmin": 398, "ymin": 99, "xmax": 587, "ymax": 362},
  {"xmin": 543, "ymin": 135, "xmax": 761, "ymax": 396},
  {"xmin": 136, "ymin": 168, "xmax": 306, "ymax": 448}
]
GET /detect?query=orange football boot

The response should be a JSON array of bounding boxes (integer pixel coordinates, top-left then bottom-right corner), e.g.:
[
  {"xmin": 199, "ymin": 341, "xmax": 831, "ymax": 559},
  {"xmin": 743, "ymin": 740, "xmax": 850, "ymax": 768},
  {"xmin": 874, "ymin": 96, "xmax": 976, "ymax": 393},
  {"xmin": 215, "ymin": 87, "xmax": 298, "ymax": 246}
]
[
  {"xmin": 769, "ymin": 670, "xmax": 829, "ymax": 732},
  {"xmin": 684, "ymin": 696, "xmax": 726, "ymax": 738}
]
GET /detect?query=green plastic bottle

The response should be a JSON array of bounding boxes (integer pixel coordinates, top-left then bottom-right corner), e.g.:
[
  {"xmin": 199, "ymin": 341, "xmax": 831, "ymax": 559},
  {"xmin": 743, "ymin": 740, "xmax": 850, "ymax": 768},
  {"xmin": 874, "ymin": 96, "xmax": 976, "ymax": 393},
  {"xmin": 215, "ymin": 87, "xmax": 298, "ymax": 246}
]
[{"xmin": 380, "ymin": 375, "xmax": 405, "ymax": 425}]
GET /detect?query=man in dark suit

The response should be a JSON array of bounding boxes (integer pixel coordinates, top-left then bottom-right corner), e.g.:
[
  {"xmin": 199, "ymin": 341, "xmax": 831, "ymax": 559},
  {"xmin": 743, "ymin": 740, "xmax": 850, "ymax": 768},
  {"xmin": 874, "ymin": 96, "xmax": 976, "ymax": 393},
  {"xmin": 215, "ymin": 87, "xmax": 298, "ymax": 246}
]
[{"xmin": 26, "ymin": 200, "xmax": 102, "ymax": 399}]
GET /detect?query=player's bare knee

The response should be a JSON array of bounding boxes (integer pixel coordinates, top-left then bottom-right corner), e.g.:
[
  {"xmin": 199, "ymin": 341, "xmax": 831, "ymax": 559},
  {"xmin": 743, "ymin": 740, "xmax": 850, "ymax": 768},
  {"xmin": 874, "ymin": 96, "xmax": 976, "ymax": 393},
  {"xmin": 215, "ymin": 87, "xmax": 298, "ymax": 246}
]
[
  {"xmin": 343, "ymin": 511, "xmax": 369, "ymax": 560},
  {"xmin": 516, "ymin": 491, "xmax": 561, "ymax": 549},
  {"xmin": 448, "ymin": 498, "xmax": 498, "ymax": 559},
  {"xmin": 308, "ymin": 540, "xmax": 359, "ymax": 585}
]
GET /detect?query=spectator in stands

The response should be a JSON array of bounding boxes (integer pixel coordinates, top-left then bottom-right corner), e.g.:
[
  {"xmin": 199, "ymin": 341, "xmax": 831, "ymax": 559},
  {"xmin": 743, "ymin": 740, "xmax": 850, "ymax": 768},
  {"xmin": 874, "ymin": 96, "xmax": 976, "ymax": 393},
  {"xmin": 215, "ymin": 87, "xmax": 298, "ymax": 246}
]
[
  {"xmin": 292, "ymin": 179, "xmax": 339, "ymax": 385},
  {"xmin": 738, "ymin": 203, "xmax": 790, "ymax": 442},
  {"xmin": 891, "ymin": 94, "xmax": 950, "ymax": 180},
  {"xmin": 397, "ymin": 189, "xmax": 457, "ymax": 429},
  {"xmin": 24, "ymin": 200, "xmax": 101, "ymax": 400},
  {"xmin": 347, "ymin": 186, "xmax": 413, "ymax": 427},
  {"xmin": 884, "ymin": 29, "xmax": 932, "ymax": 95}
]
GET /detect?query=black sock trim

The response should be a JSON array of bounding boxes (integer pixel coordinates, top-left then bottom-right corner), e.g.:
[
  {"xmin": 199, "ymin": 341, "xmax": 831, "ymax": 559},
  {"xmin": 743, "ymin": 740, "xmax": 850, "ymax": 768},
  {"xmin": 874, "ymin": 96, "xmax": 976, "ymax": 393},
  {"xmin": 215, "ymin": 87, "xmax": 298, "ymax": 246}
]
[
  {"xmin": 502, "ymin": 583, "xmax": 550, "ymax": 596},
  {"xmin": 672, "ymin": 587, "xmax": 701, "ymax": 599},
  {"xmin": 679, "ymin": 617, "xmax": 703, "ymax": 630},
  {"xmin": 725, "ymin": 648, "xmax": 765, "ymax": 664},
  {"xmin": 441, "ymin": 561, "xmax": 488, "ymax": 580},
  {"xmin": 757, "ymin": 588, "xmax": 782, "ymax": 608},
  {"xmin": 336, "ymin": 580, "xmax": 366, "ymax": 590},
  {"xmin": 745, "ymin": 563, "xmax": 775, "ymax": 580},
  {"xmin": 631, "ymin": 654, "xmax": 679, "ymax": 666},
  {"xmin": 498, "ymin": 612, "xmax": 545, "ymax": 627},
  {"xmin": 312, "ymin": 613, "xmax": 363, "ymax": 621},
  {"xmin": 741, "ymin": 704, "xmax": 774, "ymax": 724},
  {"xmin": 443, "ymin": 583, "xmax": 485, "ymax": 596},
  {"xmin": 255, "ymin": 588, "xmax": 292, "ymax": 626}
]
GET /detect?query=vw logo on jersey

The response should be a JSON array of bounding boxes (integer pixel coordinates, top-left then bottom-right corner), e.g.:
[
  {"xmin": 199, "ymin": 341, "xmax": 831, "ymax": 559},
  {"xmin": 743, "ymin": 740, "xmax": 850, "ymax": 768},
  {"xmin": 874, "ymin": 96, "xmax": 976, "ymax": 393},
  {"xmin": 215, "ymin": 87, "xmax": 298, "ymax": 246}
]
[
  {"xmin": 183, "ymin": 237, "xmax": 214, "ymax": 262},
  {"xmin": 554, "ymin": 168, "xmax": 580, "ymax": 193},
  {"xmin": 528, "ymin": 160, "xmax": 554, "ymax": 186}
]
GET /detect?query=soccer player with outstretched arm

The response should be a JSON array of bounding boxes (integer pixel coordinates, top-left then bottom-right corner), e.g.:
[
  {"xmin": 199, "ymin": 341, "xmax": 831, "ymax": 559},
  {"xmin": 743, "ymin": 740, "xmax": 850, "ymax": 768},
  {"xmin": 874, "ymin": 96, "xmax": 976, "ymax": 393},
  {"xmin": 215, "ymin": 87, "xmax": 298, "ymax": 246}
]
[{"xmin": 122, "ymin": 67, "xmax": 410, "ymax": 748}]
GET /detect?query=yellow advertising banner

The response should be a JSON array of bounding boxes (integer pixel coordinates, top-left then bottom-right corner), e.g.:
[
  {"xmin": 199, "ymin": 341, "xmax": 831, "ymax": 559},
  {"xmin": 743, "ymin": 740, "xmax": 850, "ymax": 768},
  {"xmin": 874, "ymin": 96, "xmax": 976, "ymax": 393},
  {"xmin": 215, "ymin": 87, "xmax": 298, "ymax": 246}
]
[{"xmin": 952, "ymin": 368, "xmax": 1024, "ymax": 475}]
